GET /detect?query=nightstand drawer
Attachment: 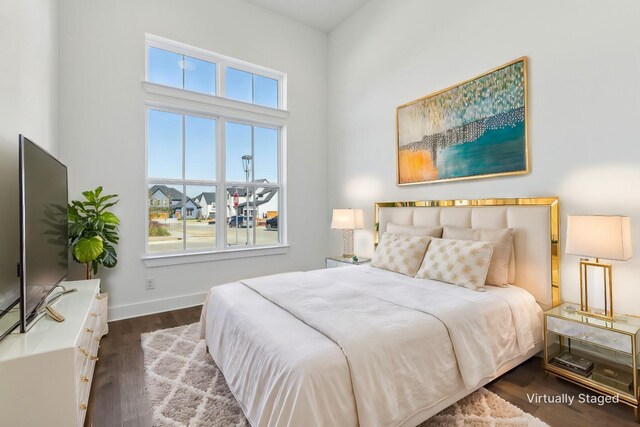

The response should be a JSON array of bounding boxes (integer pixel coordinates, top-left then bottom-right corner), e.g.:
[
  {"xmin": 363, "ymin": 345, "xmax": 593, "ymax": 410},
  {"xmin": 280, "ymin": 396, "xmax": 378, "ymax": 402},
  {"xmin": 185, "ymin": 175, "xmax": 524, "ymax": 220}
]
[
  {"xmin": 325, "ymin": 259, "xmax": 343, "ymax": 268},
  {"xmin": 547, "ymin": 316, "xmax": 632, "ymax": 354}
]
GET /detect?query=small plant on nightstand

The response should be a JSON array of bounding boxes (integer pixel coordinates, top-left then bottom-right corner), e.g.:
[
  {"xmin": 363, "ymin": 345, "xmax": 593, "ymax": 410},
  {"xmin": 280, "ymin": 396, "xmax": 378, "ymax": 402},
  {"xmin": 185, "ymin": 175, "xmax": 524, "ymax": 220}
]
[{"xmin": 68, "ymin": 186, "xmax": 120, "ymax": 279}]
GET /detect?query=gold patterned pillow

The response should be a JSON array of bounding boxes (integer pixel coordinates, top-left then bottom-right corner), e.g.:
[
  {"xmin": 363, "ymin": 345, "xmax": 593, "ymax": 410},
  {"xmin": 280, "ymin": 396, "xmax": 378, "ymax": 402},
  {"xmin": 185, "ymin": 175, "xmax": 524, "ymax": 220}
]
[
  {"xmin": 443, "ymin": 227, "xmax": 514, "ymax": 286},
  {"xmin": 372, "ymin": 232, "xmax": 431, "ymax": 276},
  {"xmin": 415, "ymin": 238, "xmax": 495, "ymax": 291}
]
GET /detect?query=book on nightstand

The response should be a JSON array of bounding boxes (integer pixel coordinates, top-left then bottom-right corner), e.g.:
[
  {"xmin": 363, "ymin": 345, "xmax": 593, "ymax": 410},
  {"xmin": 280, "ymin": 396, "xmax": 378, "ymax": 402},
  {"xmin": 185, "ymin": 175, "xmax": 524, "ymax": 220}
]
[{"xmin": 552, "ymin": 351, "xmax": 594, "ymax": 376}]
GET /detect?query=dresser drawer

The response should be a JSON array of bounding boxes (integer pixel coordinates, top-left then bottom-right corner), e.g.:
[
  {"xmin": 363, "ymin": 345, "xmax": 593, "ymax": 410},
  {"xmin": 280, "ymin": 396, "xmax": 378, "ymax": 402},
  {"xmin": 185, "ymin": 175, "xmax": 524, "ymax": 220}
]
[
  {"xmin": 75, "ymin": 295, "xmax": 103, "ymax": 427},
  {"xmin": 78, "ymin": 334, "xmax": 99, "ymax": 426},
  {"xmin": 75, "ymin": 310, "xmax": 99, "ymax": 370},
  {"xmin": 76, "ymin": 376, "xmax": 90, "ymax": 427},
  {"xmin": 547, "ymin": 315, "xmax": 633, "ymax": 354}
]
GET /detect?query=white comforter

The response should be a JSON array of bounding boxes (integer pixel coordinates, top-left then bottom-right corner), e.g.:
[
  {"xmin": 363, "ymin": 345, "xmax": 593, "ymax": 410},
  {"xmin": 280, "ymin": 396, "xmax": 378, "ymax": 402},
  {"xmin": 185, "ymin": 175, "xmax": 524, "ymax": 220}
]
[{"xmin": 201, "ymin": 265, "xmax": 542, "ymax": 427}]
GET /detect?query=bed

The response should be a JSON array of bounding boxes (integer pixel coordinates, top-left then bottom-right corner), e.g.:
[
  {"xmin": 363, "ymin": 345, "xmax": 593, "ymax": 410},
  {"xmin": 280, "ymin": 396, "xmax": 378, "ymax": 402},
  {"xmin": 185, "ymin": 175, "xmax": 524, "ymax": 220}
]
[{"xmin": 201, "ymin": 197, "xmax": 560, "ymax": 427}]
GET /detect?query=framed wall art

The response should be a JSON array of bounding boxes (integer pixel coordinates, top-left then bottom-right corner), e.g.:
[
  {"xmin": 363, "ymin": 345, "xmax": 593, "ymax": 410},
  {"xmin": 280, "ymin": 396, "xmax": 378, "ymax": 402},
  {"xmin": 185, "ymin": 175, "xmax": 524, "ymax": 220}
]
[{"xmin": 396, "ymin": 57, "xmax": 528, "ymax": 185}]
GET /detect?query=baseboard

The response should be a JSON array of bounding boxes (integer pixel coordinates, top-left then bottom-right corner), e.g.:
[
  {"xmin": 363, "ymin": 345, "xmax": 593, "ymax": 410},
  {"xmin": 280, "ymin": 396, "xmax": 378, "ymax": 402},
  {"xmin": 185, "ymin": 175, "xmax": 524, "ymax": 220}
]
[{"xmin": 107, "ymin": 292, "xmax": 207, "ymax": 321}]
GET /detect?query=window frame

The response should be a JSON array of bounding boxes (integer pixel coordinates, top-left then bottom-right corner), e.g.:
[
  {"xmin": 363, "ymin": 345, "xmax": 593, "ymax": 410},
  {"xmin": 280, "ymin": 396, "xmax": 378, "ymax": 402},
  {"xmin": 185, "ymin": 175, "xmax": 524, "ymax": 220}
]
[
  {"xmin": 143, "ymin": 36, "xmax": 288, "ymax": 266},
  {"xmin": 145, "ymin": 34, "xmax": 286, "ymax": 110}
]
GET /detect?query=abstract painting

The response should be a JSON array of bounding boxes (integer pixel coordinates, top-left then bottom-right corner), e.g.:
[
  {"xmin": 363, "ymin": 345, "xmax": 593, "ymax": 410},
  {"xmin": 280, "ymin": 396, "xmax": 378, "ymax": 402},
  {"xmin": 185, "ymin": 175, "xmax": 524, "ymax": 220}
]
[{"xmin": 396, "ymin": 58, "xmax": 528, "ymax": 185}]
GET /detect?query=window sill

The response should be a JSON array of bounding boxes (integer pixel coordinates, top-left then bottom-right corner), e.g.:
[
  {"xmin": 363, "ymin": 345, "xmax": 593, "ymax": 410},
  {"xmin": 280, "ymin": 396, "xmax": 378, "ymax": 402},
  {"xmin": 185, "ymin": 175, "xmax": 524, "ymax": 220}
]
[
  {"xmin": 142, "ymin": 245, "xmax": 290, "ymax": 267},
  {"xmin": 142, "ymin": 81, "xmax": 289, "ymax": 124}
]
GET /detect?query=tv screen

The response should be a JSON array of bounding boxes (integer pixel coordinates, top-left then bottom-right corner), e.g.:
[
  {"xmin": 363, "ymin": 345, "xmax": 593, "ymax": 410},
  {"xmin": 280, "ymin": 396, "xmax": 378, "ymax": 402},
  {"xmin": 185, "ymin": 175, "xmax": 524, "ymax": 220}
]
[{"xmin": 19, "ymin": 135, "xmax": 68, "ymax": 331}]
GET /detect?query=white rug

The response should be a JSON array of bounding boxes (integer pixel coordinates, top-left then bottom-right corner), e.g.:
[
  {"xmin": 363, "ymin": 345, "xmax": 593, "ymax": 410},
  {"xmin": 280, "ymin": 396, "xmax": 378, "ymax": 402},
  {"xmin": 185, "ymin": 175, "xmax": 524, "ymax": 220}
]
[
  {"xmin": 142, "ymin": 323, "xmax": 548, "ymax": 427},
  {"xmin": 142, "ymin": 323, "xmax": 248, "ymax": 426},
  {"xmin": 418, "ymin": 387, "xmax": 549, "ymax": 427}
]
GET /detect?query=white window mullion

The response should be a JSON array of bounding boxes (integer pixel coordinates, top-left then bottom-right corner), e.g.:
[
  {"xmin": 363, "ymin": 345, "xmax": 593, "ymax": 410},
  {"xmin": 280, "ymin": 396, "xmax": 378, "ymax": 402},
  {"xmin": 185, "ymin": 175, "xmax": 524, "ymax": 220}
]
[
  {"xmin": 144, "ymin": 108, "xmax": 150, "ymax": 253},
  {"xmin": 279, "ymin": 126, "xmax": 287, "ymax": 245},
  {"xmin": 144, "ymin": 41, "xmax": 149, "ymax": 82},
  {"xmin": 219, "ymin": 60, "xmax": 226, "ymax": 99},
  {"xmin": 182, "ymin": 115, "xmax": 187, "ymax": 251},
  {"xmin": 251, "ymin": 125, "xmax": 257, "ymax": 244},
  {"xmin": 251, "ymin": 74, "xmax": 256, "ymax": 105},
  {"xmin": 181, "ymin": 54, "xmax": 186, "ymax": 90},
  {"xmin": 279, "ymin": 75, "xmax": 286, "ymax": 110},
  {"xmin": 217, "ymin": 117, "xmax": 227, "ymax": 250}
]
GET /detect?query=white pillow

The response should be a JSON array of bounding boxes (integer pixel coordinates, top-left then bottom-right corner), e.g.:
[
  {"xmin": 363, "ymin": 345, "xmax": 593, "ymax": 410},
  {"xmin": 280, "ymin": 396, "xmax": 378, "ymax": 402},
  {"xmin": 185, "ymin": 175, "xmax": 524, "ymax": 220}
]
[
  {"xmin": 372, "ymin": 232, "xmax": 431, "ymax": 276},
  {"xmin": 508, "ymin": 243, "xmax": 516, "ymax": 284},
  {"xmin": 442, "ymin": 226, "xmax": 479, "ymax": 240},
  {"xmin": 479, "ymin": 228, "xmax": 513, "ymax": 287},
  {"xmin": 387, "ymin": 223, "xmax": 443, "ymax": 238},
  {"xmin": 415, "ymin": 238, "xmax": 494, "ymax": 291}
]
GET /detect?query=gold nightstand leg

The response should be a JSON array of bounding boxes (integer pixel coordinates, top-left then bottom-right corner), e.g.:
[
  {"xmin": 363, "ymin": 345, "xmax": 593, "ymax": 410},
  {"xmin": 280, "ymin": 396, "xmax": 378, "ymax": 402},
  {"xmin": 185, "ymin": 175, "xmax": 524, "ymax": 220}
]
[{"xmin": 634, "ymin": 406, "xmax": 639, "ymax": 423}]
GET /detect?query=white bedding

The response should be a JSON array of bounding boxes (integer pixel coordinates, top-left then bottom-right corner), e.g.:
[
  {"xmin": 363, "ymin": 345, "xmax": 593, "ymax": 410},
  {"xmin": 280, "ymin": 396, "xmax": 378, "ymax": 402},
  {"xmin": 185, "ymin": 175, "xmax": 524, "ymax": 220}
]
[{"xmin": 201, "ymin": 265, "xmax": 542, "ymax": 427}]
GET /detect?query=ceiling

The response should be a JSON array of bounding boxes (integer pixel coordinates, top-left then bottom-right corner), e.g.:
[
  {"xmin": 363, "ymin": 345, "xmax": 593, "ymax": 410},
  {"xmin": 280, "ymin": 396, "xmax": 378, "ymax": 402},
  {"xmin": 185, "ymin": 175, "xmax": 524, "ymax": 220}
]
[{"xmin": 245, "ymin": 0, "xmax": 371, "ymax": 33}]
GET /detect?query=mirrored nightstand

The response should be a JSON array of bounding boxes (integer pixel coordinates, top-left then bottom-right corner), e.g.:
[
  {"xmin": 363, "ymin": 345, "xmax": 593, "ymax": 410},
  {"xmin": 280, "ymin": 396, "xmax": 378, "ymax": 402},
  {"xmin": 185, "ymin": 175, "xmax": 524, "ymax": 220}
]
[
  {"xmin": 325, "ymin": 256, "xmax": 371, "ymax": 269},
  {"xmin": 543, "ymin": 302, "xmax": 640, "ymax": 421}
]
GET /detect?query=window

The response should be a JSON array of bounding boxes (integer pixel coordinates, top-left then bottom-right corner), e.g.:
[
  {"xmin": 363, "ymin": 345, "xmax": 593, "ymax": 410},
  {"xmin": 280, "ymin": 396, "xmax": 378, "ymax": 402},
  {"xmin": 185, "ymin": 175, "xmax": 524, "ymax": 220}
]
[
  {"xmin": 148, "ymin": 47, "xmax": 216, "ymax": 95},
  {"xmin": 225, "ymin": 122, "xmax": 280, "ymax": 247},
  {"xmin": 226, "ymin": 68, "xmax": 278, "ymax": 108},
  {"xmin": 146, "ymin": 35, "xmax": 284, "ymax": 110},
  {"xmin": 147, "ymin": 110, "xmax": 217, "ymax": 254},
  {"xmin": 144, "ymin": 35, "xmax": 286, "ymax": 260}
]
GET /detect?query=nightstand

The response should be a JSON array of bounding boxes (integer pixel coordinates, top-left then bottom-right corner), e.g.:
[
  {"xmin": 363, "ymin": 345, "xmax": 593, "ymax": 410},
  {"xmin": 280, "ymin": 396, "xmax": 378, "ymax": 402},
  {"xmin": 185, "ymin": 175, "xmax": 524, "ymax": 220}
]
[
  {"xmin": 543, "ymin": 303, "xmax": 640, "ymax": 421},
  {"xmin": 325, "ymin": 256, "xmax": 371, "ymax": 268}
]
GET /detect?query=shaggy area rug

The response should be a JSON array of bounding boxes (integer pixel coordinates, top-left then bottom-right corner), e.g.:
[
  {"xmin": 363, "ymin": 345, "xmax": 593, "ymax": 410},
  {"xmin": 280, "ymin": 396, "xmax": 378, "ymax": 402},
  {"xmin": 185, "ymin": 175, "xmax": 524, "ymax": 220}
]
[{"xmin": 142, "ymin": 323, "xmax": 548, "ymax": 427}]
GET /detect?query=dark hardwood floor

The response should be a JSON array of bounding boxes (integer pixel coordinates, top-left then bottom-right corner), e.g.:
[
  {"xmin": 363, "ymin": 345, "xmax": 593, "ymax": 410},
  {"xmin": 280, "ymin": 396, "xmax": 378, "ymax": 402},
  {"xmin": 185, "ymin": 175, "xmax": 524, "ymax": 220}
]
[
  {"xmin": 89, "ymin": 306, "xmax": 638, "ymax": 427},
  {"xmin": 486, "ymin": 360, "xmax": 638, "ymax": 426},
  {"xmin": 87, "ymin": 305, "xmax": 202, "ymax": 427}
]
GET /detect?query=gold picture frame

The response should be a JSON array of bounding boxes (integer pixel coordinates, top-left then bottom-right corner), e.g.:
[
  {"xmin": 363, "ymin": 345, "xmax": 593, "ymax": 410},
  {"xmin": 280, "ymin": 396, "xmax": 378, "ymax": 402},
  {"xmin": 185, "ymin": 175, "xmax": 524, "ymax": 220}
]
[{"xmin": 396, "ymin": 57, "xmax": 529, "ymax": 185}]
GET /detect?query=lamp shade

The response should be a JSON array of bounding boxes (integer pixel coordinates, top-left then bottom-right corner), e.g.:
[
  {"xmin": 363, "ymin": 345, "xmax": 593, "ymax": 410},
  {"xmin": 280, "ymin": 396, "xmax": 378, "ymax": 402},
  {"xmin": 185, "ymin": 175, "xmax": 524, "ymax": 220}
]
[
  {"xmin": 566, "ymin": 215, "xmax": 633, "ymax": 260},
  {"xmin": 331, "ymin": 209, "xmax": 365, "ymax": 230}
]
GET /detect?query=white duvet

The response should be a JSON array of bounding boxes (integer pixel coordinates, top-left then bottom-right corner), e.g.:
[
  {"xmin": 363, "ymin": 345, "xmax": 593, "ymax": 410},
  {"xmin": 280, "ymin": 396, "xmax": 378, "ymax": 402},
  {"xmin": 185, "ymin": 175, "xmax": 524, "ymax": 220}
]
[{"xmin": 201, "ymin": 265, "xmax": 542, "ymax": 427}]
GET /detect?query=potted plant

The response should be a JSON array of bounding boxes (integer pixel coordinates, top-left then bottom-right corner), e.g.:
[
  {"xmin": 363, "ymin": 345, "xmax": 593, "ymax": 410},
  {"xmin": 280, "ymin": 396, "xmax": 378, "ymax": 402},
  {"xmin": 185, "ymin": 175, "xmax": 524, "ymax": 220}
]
[{"xmin": 68, "ymin": 187, "xmax": 120, "ymax": 279}]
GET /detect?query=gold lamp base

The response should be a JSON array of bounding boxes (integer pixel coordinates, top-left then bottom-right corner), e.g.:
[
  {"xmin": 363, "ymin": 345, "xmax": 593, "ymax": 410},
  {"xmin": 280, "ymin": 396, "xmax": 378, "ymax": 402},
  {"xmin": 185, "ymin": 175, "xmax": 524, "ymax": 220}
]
[
  {"xmin": 576, "ymin": 310, "xmax": 614, "ymax": 322},
  {"xmin": 578, "ymin": 258, "xmax": 614, "ymax": 321}
]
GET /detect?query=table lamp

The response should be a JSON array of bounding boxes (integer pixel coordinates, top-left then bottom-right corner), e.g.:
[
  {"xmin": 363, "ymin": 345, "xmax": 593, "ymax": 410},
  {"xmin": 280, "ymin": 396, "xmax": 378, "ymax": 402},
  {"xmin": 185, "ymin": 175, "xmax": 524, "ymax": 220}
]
[
  {"xmin": 331, "ymin": 209, "xmax": 365, "ymax": 258},
  {"xmin": 565, "ymin": 215, "xmax": 633, "ymax": 320}
]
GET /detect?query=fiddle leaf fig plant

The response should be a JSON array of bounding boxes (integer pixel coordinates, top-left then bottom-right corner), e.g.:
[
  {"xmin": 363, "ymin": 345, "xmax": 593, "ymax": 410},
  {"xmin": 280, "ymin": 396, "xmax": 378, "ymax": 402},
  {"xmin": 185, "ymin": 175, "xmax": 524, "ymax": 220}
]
[{"xmin": 68, "ymin": 186, "xmax": 120, "ymax": 279}]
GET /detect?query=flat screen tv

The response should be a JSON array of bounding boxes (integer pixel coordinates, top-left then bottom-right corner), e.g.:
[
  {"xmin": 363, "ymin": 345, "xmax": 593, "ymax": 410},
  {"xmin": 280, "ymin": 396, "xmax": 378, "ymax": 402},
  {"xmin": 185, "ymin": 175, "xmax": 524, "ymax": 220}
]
[{"xmin": 18, "ymin": 135, "xmax": 68, "ymax": 332}]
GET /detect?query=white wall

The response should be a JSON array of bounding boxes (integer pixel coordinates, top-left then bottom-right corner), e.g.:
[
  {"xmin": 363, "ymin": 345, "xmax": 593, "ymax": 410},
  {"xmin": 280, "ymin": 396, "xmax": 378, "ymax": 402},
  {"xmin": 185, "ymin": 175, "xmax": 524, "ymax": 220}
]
[
  {"xmin": 0, "ymin": 0, "xmax": 58, "ymax": 307},
  {"xmin": 58, "ymin": 0, "xmax": 328, "ymax": 319},
  {"xmin": 328, "ymin": 0, "xmax": 640, "ymax": 314}
]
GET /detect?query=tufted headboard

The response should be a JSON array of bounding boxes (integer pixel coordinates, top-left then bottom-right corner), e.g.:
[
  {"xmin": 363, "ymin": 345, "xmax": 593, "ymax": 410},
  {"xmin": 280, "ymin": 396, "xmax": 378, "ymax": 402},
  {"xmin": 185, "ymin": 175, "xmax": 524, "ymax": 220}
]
[{"xmin": 374, "ymin": 198, "xmax": 560, "ymax": 309}]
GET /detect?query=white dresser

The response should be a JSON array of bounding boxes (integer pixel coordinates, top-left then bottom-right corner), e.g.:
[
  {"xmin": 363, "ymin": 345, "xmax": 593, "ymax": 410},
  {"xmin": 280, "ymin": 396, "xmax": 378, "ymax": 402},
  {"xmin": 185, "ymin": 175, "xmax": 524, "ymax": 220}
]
[{"xmin": 0, "ymin": 280, "xmax": 106, "ymax": 427}]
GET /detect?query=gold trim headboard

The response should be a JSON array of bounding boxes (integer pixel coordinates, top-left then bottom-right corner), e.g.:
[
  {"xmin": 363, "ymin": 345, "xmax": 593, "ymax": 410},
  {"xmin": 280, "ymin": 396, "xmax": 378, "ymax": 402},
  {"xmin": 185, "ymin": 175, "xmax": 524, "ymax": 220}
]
[{"xmin": 374, "ymin": 197, "xmax": 560, "ymax": 308}]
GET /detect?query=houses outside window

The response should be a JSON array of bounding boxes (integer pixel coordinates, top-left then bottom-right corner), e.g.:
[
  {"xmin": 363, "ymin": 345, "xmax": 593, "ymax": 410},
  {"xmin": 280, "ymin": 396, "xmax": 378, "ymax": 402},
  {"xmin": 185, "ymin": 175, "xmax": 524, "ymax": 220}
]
[{"xmin": 144, "ymin": 35, "xmax": 287, "ymax": 261}]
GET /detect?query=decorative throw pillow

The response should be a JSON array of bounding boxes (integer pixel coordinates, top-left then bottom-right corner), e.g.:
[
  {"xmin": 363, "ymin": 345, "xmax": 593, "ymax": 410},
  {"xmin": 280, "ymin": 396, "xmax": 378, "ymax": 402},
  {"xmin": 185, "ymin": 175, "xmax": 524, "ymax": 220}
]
[
  {"xmin": 442, "ymin": 226, "xmax": 515, "ymax": 286},
  {"xmin": 387, "ymin": 223, "xmax": 443, "ymax": 238},
  {"xmin": 415, "ymin": 238, "xmax": 494, "ymax": 291},
  {"xmin": 479, "ymin": 228, "xmax": 514, "ymax": 287},
  {"xmin": 372, "ymin": 232, "xmax": 431, "ymax": 276},
  {"xmin": 442, "ymin": 226, "xmax": 480, "ymax": 240}
]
